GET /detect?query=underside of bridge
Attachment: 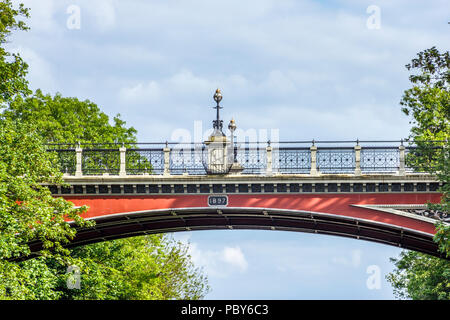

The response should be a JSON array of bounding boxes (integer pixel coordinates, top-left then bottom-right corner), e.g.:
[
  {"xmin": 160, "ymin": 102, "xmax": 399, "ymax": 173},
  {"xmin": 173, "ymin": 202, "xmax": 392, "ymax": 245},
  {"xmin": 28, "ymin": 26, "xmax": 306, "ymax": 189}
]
[{"xmin": 24, "ymin": 207, "xmax": 444, "ymax": 260}]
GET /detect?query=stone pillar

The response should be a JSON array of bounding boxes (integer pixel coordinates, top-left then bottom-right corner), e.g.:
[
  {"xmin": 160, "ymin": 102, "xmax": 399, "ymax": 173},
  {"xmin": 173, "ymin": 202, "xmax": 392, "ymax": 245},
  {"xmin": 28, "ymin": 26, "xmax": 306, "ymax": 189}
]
[
  {"xmin": 266, "ymin": 145, "xmax": 273, "ymax": 175},
  {"xmin": 119, "ymin": 147, "xmax": 127, "ymax": 176},
  {"xmin": 354, "ymin": 145, "xmax": 361, "ymax": 176},
  {"xmin": 398, "ymin": 145, "xmax": 406, "ymax": 176},
  {"xmin": 75, "ymin": 146, "xmax": 83, "ymax": 177},
  {"xmin": 163, "ymin": 146, "xmax": 171, "ymax": 176},
  {"xmin": 310, "ymin": 145, "xmax": 318, "ymax": 176}
]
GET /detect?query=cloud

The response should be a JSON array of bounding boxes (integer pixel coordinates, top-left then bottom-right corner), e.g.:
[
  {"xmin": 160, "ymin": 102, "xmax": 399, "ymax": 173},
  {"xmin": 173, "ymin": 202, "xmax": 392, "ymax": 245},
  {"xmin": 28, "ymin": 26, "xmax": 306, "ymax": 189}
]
[
  {"xmin": 222, "ymin": 246, "xmax": 248, "ymax": 272},
  {"xmin": 119, "ymin": 81, "xmax": 161, "ymax": 103},
  {"xmin": 187, "ymin": 243, "xmax": 249, "ymax": 278},
  {"xmin": 85, "ymin": 0, "xmax": 116, "ymax": 32},
  {"xmin": 118, "ymin": 68, "xmax": 321, "ymax": 106},
  {"xmin": 8, "ymin": 0, "xmax": 449, "ymax": 144},
  {"xmin": 13, "ymin": 0, "xmax": 60, "ymax": 34},
  {"xmin": 332, "ymin": 249, "xmax": 362, "ymax": 268},
  {"xmin": 114, "ymin": 64, "xmax": 413, "ymax": 141},
  {"xmin": 13, "ymin": 46, "xmax": 57, "ymax": 92},
  {"xmin": 119, "ymin": 70, "xmax": 243, "ymax": 104}
]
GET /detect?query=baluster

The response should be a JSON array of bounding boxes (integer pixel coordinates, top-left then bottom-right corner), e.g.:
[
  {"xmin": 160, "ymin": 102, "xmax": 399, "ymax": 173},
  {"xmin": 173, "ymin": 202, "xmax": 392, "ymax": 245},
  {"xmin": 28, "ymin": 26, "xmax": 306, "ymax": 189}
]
[
  {"xmin": 354, "ymin": 139, "xmax": 361, "ymax": 176},
  {"xmin": 75, "ymin": 144, "xmax": 82, "ymax": 177},
  {"xmin": 310, "ymin": 140, "xmax": 318, "ymax": 176},
  {"xmin": 119, "ymin": 146, "xmax": 126, "ymax": 176},
  {"xmin": 266, "ymin": 140, "xmax": 273, "ymax": 175},
  {"xmin": 164, "ymin": 142, "xmax": 170, "ymax": 176},
  {"xmin": 398, "ymin": 140, "xmax": 406, "ymax": 176}
]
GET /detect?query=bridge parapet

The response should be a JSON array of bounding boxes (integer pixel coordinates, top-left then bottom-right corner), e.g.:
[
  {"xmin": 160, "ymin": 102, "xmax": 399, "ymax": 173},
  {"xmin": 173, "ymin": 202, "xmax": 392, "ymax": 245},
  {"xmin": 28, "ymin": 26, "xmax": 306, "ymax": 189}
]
[
  {"xmin": 47, "ymin": 140, "xmax": 434, "ymax": 177},
  {"xmin": 38, "ymin": 139, "xmax": 448, "ymax": 259}
]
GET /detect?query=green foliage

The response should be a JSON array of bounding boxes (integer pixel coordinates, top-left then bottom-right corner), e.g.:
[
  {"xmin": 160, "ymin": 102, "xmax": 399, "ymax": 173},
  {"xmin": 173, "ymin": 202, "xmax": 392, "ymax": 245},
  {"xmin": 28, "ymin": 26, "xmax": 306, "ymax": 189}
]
[
  {"xmin": 387, "ymin": 251, "xmax": 450, "ymax": 300},
  {"xmin": 0, "ymin": 119, "xmax": 89, "ymax": 299},
  {"xmin": 0, "ymin": 1, "xmax": 78, "ymax": 299},
  {"xmin": 0, "ymin": 1, "xmax": 207, "ymax": 300},
  {"xmin": 4, "ymin": 89, "xmax": 137, "ymax": 144},
  {"xmin": 1, "ymin": 94, "xmax": 209, "ymax": 299},
  {"xmin": 434, "ymin": 222, "xmax": 450, "ymax": 258},
  {"xmin": 53, "ymin": 235, "xmax": 209, "ymax": 300},
  {"xmin": 0, "ymin": 119, "xmax": 89, "ymax": 259},
  {"xmin": 400, "ymin": 47, "xmax": 449, "ymax": 247},
  {"xmin": 401, "ymin": 47, "xmax": 449, "ymax": 172},
  {"xmin": 387, "ymin": 47, "xmax": 450, "ymax": 300},
  {"xmin": 3, "ymin": 90, "xmax": 152, "ymax": 174},
  {"xmin": 0, "ymin": 0, "xmax": 30, "ymax": 107},
  {"xmin": 404, "ymin": 46, "xmax": 450, "ymax": 90}
]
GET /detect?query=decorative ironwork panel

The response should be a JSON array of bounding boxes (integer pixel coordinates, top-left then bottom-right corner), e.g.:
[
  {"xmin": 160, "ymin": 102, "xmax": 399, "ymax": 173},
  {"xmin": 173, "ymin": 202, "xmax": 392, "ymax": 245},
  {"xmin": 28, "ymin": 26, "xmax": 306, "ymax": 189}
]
[
  {"xmin": 236, "ymin": 147, "xmax": 267, "ymax": 174},
  {"xmin": 273, "ymin": 148, "xmax": 311, "ymax": 174},
  {"xmin": 361, "ymin": 147, "xmax": 399, "ymax": 172},
  {"xmin": 317, "ymin": 148, "xmax": 355, "ymax": 173},
  {"xmin": 170, "ymin": 147, "xmax": 207, "ymax": 175},
  {"xmin": 126, "ymin": 149, "xmax": 164, "ymax": 175},
  {"xmin": 400, "ymin": 208, "xmax": 448, "ymax": 222},
  {"xmin": 44, "ymin": 141, "xmax": 439, "ymax": 176},
  {"xmin": 49, "ymin": 149, "xmax": 76, "ymax": 175},
  {"xmin": 82, "ymin": 149, "xmax": 120, "ymax": 175}
]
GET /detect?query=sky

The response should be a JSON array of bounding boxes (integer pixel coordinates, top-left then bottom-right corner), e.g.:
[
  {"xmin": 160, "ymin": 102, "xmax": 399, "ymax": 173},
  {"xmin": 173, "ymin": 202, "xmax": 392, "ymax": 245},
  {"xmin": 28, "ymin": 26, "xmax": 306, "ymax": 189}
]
[{"xmin": 7, "ymin": 0, "xmax": 449, "ymax": 299}]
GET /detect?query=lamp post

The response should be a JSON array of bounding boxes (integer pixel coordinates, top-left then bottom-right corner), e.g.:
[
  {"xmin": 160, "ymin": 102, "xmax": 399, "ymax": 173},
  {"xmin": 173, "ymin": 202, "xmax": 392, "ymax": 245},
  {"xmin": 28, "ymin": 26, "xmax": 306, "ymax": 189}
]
[
  {"xmin": 204, "ymin": 89, "xmax": 242, "ymax": 174},
  {"xmin": 227, "ymin": 118, "xmax": 243, "ymax": 174},
  {"xmin": 213, "ymin": 89, "xmax": 224, "ymax": 136},
  {"xmin": 228, "ymin": 118, "xmax": 237, "ymax": 163}
]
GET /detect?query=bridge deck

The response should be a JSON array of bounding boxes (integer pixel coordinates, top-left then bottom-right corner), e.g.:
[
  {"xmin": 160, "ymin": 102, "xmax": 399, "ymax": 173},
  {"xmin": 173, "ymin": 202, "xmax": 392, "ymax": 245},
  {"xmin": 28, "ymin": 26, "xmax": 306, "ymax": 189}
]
[{"xmin": 26, "ymin": 141, "xmax": 446, "ymax": 261}]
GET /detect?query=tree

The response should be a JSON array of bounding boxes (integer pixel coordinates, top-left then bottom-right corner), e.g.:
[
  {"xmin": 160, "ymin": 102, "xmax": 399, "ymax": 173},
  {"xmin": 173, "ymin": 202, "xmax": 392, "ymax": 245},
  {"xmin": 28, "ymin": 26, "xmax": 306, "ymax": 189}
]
[
  {"xmin": 52, "ymin": 235, "xmax": 209, "ymax": 300},
  {"xmin": 2, "ymin": 89, "xmax": 210, "ymax": 299},
  {"xmin": 3, "ymin": 90, "xmax": 152, "ymax": 174},
  {"xmin": 387, "ymin": 251, "xmax": 449, "ymax": 300},
  {"xmin": 387, "ymin": 47, "xmax": 450, "ymax": 300},
  {"xmin": 401, "ymin": 47, "xmax": 449, "ymax": 256},
  {"xmin": 2, "ymin": 92, "xmax": 210, "ymax": 299},
  {"xmin": 0, "ymin": 1, "xmax": 91, "ymax": 299},
  {"xmin": 0, "ymin": 1, "xmax": 208, "ymax": 300},
  {"xmin": 0, "ymin": 119, "xmax": 89, "ymax": 299},
  {"xmin": 4, "ymin": 89, "xmax": 137, "ymax": 144},
  {"xmin": 0, "ymin": 0, "xmax": 30, "ymax": 107}
]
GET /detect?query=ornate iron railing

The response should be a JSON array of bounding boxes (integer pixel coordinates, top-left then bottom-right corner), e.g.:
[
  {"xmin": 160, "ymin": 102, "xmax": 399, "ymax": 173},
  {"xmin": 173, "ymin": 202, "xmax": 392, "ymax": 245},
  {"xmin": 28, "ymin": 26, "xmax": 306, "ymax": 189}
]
[
  {"xmin": 236, "ymin": 147, "xmax": 267, "ymax": 174},
  {"xmin": 360, "ymin": 147, "xmax": 399, "ymax": 172},
  {"xmin": 126, "ymin": 148, "xmax": 164, "ymax": 175},
  {"xmin": 48, "ymin": 148, "xmax": 76, "ymax": 175},
  {"xmin": 170, "ymin": 147, "xmax": 207, "ymax": 175},
  {"xmin": 45, "ymin": 140, "xmax": 444, "ymax": 176},
  {"xmin": 274, "ymin": 147, "xmax": 310, "ymax": 174},
  {"xmin": 82, "ymin": 148, "xmax": 120, "ymax": 175},
  {"xmin": 317, "ymin": 147, "xmax": 355, "ymax": 174}
]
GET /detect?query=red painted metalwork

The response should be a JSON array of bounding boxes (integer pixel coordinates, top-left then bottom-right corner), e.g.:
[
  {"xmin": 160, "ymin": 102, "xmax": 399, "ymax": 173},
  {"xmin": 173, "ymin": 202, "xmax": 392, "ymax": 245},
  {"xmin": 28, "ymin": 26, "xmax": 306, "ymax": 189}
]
[
  {"xmin": 64, "ymin": 193, "xmax": 442, "ymax": 235},
  {"xmin": 15, "ymin": 191, "xmax": 445, "ymax": 261}
]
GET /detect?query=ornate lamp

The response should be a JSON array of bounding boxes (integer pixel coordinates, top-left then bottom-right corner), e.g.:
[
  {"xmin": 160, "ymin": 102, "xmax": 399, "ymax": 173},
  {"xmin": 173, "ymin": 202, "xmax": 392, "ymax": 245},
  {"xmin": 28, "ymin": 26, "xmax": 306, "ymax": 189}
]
[
  {"xmin": 228, "ymin": 118, "xmax": 237, "ymax": 163},
  {"xmin": 227, "ymin": 118, "xmax": 243, "ymax": 174},
  {"xmin": 204, "ymin": 89, "xmax": 230, "ymax": 174},
  {"xmin": 212, "ymin": 89, "xmax": 224, "ymax": 136}
]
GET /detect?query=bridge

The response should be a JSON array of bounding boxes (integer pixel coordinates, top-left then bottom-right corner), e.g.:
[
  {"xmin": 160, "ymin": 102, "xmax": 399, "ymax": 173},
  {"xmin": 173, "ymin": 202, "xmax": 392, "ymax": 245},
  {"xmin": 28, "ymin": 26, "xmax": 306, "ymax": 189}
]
[{"xmin": 30, "ymin": 90, "xmax": 447, "ymax": 258}]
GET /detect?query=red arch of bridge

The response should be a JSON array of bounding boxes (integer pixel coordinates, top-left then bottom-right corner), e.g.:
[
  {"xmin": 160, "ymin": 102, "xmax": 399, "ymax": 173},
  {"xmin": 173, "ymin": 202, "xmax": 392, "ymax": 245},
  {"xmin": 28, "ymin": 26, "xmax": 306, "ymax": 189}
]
[{"xmin": 30, "ymin": 192, "xmax": 445, "ymax": 258}]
